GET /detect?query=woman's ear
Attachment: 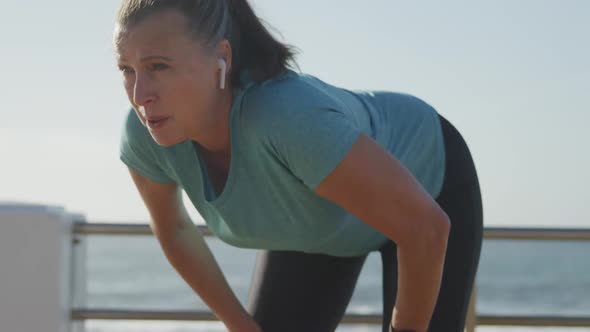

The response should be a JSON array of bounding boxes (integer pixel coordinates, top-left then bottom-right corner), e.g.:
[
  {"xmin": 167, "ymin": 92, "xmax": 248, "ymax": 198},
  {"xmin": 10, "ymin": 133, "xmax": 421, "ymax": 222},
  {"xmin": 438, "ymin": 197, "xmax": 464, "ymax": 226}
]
[{"xmin": 216, "ymin": 39, "xmax": 232, "ymax": 74}]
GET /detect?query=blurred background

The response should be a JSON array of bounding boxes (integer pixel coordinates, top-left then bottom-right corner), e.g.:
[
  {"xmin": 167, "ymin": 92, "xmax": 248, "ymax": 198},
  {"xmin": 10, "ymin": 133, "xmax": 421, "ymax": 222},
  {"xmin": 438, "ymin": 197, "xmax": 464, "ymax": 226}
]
[{"xmin": 1, "ymin": 1, "xmax": 589, "ymax": 331}]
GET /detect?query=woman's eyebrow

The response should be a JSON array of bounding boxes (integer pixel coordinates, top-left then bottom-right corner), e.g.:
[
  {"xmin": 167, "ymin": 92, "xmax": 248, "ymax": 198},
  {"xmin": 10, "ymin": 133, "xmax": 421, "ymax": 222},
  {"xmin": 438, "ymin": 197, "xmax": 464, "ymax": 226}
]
[{"xmin": 140, "ymin": 55, "xmax": 173, "ymax": 62}]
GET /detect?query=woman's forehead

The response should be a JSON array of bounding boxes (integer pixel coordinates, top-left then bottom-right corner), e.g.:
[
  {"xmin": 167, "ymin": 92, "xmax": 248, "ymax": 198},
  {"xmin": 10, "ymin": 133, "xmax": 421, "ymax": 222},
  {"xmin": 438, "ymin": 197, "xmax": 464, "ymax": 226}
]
[{"xmin": 114, "ymin": 11, "xmax": 198, "ymax": 61}]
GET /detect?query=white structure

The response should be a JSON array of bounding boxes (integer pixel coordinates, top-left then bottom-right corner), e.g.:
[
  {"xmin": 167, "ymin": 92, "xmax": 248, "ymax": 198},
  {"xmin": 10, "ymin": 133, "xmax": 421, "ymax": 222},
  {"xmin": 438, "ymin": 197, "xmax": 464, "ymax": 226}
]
[{"xmin": 0, "ymin": 202, "xmax": 86, "ymax": 332}]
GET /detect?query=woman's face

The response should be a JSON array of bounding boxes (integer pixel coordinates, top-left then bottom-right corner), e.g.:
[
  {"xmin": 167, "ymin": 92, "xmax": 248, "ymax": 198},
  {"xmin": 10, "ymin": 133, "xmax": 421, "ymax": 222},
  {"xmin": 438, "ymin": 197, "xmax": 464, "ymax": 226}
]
[{"xmin": 114, "ymin": 9, "xmax": 225, "ymax": 147}]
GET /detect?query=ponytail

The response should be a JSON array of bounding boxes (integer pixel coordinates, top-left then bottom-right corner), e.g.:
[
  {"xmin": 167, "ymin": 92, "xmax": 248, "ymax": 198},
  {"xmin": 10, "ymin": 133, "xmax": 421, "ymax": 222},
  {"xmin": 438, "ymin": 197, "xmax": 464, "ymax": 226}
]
[
  {"xmin": 116, "ymin": 0, "xmax": 298, "ymax": 87},
  {"xmin": 226, "ymin": 0, "xmax": 298, "ymax": 85}
]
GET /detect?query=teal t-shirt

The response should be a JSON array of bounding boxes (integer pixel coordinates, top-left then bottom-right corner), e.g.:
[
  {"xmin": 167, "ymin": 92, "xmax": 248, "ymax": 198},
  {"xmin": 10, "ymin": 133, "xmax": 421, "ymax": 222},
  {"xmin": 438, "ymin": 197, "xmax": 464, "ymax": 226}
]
[{"xmin": 120, "ymin": 69, "xmax": 445, "ymax": 257}]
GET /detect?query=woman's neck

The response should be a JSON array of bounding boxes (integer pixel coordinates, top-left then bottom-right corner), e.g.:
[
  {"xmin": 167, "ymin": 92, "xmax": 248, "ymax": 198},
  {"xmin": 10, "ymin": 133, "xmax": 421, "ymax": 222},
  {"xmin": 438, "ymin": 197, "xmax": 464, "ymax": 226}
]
[{"xmin": 191, "ymin": 86, "xmax": 234, "ymax": 156}]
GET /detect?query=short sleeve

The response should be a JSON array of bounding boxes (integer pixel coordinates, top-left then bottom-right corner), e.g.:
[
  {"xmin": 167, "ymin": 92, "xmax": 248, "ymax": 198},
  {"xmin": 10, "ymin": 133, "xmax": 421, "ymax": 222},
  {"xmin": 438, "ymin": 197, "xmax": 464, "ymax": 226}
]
[
  {"xmin": 254, "ymin": 106, "xmax": 362, "ymax": 190},
  {"xmin": 119, "ymin": 109, "xmax": 175, "ymax": 184}
]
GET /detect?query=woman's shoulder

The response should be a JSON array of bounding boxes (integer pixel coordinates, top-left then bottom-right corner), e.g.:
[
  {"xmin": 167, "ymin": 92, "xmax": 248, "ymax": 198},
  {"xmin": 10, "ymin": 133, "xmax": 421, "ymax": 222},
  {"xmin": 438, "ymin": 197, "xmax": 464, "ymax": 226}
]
[
  {"xmin": 120, "ymin": 108, "xmax": 182, "ymax": 157},
  {"xmin": 241, "ymin": 69, "xmax": 312, "ymax": 105},
  {"xmin": 238, "ymin": 70, "xmax": 342, "ymax": 126},
  {"xmin": 121, "ymin": 108, "xmax": 151, "ymax": 144},
  {"xmin": 119, "ymin": 108, "xmax": 177, "ymax": 184}
]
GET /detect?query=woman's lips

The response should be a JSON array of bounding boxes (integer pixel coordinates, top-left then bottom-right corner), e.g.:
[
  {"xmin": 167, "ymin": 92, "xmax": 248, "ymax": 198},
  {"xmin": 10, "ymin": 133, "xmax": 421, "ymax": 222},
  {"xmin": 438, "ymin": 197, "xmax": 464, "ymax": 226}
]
[{"xmin": 146, "ymin": 116, "xmax": 169, "ymax": 130}]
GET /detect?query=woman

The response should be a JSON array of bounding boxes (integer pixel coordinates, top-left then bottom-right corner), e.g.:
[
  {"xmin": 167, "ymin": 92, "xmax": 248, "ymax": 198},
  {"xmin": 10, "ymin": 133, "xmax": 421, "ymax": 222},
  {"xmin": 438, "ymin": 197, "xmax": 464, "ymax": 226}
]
[{"xmin": 114, "ymin": 0, "xmax": 483, "ymax": 331}]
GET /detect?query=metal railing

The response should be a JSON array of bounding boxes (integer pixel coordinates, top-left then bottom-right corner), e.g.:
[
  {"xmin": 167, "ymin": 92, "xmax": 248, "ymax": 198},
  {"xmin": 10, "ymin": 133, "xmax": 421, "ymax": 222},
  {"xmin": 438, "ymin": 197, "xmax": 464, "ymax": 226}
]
[{"xmin": 71, "ymin": 222, "xmax": 590, "ymax": 330}]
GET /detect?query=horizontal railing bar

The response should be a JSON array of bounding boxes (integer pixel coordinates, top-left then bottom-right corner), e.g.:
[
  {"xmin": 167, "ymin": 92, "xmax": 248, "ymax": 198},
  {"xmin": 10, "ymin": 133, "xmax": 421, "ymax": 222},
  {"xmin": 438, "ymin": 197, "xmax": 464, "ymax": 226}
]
[
  {"xmin": 71, "ymin": 309, "xmax": 382, "ymax": 324},
  {"xmin": 74, "ymin": 222, "xmax": 590, "ymax": 241},
  {"xmin": 71, "ymin": 309, "xmax": 590, "ymax": 327},
  {"xmin": 478, "ymin": 315, "xmax": 590, "ymax": 327},
  {"xmin": 73, "ymin": 223, "xmax": 212, "ymax": 236},
  {"xmin": 71, "ymin": 309, "xmax": 218, "ymax": 322},
  {"xmin": 484, "ymin": 227, "xmax": 590, "ymax": 241}
]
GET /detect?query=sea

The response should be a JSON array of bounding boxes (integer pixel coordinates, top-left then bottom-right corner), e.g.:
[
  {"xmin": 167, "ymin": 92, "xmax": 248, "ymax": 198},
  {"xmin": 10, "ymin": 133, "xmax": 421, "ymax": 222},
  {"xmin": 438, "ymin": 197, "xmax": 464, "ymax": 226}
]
[{"xmin": 79, "ymin": 235, "xmax": 590, "ymax": 332}]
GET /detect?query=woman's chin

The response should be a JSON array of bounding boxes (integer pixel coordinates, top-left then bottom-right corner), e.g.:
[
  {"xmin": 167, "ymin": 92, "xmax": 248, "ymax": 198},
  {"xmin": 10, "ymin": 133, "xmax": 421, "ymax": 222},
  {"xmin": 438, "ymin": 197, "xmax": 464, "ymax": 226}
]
[{"xmin": 150, "ymin": 133, "xmax": 183, "ymax": 147}]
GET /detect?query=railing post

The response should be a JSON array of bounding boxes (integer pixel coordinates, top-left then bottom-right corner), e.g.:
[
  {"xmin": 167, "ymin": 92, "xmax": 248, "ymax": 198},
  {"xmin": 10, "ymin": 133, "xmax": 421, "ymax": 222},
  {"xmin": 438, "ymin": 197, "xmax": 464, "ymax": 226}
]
[
  {"xmin": 0, "ymin": 203, "xmax": 80, "ymax": 332},
  {"xmin": 70, "ymin": 213, "xmax": 88, "ymax": 332},
  {"xmin": 465, "ymin": 282, "xmax": 477, "ymax": 332}
]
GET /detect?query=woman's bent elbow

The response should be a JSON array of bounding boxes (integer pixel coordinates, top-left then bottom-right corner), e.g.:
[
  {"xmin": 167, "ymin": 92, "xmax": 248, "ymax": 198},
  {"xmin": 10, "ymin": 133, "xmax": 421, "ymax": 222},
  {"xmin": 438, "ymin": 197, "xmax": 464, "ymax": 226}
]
[
  {"xmin": 394, "ymin": 210, "xmax": 450, "ymax": 249},
  {"xmin": 432, "ymin": 210, "xmax": 451, "ymax": 246}
]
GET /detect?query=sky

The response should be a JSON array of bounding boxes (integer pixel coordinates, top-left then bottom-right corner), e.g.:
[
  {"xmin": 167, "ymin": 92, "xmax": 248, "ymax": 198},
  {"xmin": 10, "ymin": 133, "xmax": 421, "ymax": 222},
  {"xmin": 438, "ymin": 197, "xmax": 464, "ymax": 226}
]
[{"xmin": 1, "ymin": 0, "xmax": 588, "ymax": 227}]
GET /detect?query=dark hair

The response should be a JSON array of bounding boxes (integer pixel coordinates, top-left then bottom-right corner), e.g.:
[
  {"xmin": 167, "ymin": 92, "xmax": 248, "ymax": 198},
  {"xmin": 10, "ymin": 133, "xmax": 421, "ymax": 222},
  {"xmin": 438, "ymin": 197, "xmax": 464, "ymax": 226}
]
[{"xmin": 116, "ymin": 0, "xmax": 298, "ymax": 87}]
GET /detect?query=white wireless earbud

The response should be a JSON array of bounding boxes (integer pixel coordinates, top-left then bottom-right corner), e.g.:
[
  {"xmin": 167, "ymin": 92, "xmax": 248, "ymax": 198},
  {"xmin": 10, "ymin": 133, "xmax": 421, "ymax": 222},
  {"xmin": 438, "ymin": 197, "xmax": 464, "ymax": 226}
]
[{"xmin": 217, "ymin": 58, "xmax": 227, "ymax": 90}]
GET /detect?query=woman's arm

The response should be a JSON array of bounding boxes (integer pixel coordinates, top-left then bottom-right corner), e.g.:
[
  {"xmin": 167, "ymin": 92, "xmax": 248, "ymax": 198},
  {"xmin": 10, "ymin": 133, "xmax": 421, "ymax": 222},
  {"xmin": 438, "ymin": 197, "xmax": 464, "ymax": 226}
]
[
  {"xmin": 314, "ymin": 134, "xmax": 450, "ymax": 332},
  {"xmin": 127, "ymin": 168, "xmax": 261, "ymax": 332}
]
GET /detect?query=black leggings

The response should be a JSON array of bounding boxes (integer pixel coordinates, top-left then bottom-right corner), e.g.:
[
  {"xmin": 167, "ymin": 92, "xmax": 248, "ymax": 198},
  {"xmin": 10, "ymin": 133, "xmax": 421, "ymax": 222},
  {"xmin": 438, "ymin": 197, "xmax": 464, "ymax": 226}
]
[{"xmin": 247, "ymin": 114, "xmax": 484, "ymax": 332}]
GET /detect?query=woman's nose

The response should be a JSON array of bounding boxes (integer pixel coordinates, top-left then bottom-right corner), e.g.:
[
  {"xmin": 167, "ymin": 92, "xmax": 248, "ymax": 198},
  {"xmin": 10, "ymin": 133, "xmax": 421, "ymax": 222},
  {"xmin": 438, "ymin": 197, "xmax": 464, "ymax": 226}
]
[{"xmin": 133, "ymin": 73, "xmax": 155, "ymax": 107}]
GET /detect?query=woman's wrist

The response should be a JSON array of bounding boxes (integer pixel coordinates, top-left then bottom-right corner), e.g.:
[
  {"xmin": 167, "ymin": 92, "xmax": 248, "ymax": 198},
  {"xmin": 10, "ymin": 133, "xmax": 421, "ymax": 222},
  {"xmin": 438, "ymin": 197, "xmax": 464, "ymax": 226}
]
[
  {"xmin": 224, "ymin": 310, "xmax": 261, "ymax": 332},
  {"xmin": 390, "ymin": 325, "xmax": 417, "ymax": 332}
]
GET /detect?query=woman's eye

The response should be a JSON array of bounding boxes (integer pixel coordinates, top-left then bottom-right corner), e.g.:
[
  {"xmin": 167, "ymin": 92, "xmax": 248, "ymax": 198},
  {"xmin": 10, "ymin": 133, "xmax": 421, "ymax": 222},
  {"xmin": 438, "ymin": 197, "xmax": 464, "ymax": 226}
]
[
  {"xmin": 118, "ymin": 66, "xmax": 134, "ymax": 74},
  {"xmin": 150, "ymin": 63, "xmax": 168, "ymax": 71}
]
